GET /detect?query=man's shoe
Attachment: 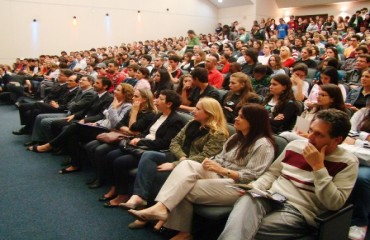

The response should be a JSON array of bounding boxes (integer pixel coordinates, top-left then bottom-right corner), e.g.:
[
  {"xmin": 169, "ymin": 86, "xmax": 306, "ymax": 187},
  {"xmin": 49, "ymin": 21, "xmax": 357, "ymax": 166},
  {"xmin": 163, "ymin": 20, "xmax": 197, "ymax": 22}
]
[
  {"xmin": 88, "ymin": 179, "xmax": 103, "ymax": 189},
  {"xmin": 12, "ymin": 127, "xmax": 29, "ymax": 135}
]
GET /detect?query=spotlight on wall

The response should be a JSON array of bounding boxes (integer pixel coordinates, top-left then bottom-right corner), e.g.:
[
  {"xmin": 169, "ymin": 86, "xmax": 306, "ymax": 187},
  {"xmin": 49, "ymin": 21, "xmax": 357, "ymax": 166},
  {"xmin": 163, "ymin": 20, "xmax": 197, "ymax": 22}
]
[
  {"xmin": 137, "ymin": 10, "xmax": 141, "ymax": 22},
  {"xmin": 106, "ymin": 13, "xmax": 109, "ymax": 16},
  {"xmin": 73, "ymin": 16, "xmax": 77, "ymax": 25},
  {"xmin": 33, "ymin": 19, "xmax": 37, "ymax": 22}
]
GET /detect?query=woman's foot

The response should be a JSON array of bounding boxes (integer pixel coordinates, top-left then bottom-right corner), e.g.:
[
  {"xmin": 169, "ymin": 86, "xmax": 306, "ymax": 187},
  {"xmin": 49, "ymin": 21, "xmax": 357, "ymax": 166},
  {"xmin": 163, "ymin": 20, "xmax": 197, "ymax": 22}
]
[
  {"xmin": 153, "ymin": 220, "xmax": 165, "ymax": 232},
  {"xmin": 27, "ymin": 143, "xmax": 52, "ymax": 153},
  {"xmin": 104, "ymin": 194, "xmax": 128, "ymax": 208},
  {"xmin": 128, "ymin": 202, "xmax": 168, "ymax": 222},
  {"xmin": 59, "ymin": 165, "xmax": 80, "ymax": 174},
  {"xmin": 99, "ymin": 187, "xmax": 117, "ymax": 201},
  {"xmin": 127, "ymin": 220, "xmax": 148, "ymax": 229},
  {"xmin": 119, "ymin": 195, "xmax": 147, "ymax": 210}
]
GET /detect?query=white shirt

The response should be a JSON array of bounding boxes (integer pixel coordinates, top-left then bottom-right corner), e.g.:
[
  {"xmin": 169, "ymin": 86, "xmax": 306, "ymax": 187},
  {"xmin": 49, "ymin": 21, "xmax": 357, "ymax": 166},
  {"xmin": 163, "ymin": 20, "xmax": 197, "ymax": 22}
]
[{"xmin": 145, "ymin": 115, "xmax": 168, "ymax": 140}]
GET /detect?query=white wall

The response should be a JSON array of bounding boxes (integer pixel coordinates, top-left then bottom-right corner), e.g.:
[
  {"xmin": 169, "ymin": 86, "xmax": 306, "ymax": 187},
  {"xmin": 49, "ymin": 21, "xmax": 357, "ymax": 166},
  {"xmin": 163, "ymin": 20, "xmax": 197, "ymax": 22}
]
[
  {"xmin": 279, "ymin": 1, "xmax": 369, "ymax": 20},
  {"xmin": 0, "ymin": 0, "xmax": 218, "ymax": 64},
  {"xmin": 218, "ymin": 4, "xmax": 256, "ymax": 31}
]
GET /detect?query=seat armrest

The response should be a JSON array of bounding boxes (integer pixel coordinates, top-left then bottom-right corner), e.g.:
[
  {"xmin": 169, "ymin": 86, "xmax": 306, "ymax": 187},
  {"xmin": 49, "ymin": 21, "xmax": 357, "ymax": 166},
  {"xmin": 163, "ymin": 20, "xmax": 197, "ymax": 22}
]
[{"xmin": 314, "ymin": 204, "xmax": 353, "ymax": 240}]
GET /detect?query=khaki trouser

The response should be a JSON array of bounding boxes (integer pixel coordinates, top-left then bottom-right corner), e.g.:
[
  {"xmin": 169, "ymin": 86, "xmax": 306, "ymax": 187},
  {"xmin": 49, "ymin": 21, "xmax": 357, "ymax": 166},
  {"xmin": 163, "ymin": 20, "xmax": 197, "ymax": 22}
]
[{"xmin": 155, "ymin": 160, "xmax": 240, "ymax": 232}]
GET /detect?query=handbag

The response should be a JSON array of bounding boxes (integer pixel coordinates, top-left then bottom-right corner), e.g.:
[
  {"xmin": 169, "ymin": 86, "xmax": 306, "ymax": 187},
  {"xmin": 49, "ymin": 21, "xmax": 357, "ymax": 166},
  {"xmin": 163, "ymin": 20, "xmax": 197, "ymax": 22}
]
[
  {"xmin": 118, "ymin": 138, "xmax": 150, "ymax": 158},
  {"xmin": 96, "ymin": 131, "xmax": 124, "ymax": 143}
]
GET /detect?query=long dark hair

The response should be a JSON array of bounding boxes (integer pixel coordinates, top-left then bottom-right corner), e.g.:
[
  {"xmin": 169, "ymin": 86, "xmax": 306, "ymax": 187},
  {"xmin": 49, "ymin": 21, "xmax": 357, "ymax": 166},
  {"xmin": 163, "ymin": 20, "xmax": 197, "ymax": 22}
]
[
  {"xmin": 318, "ymin": 84, "xmax": 346, "ymax": 112},
  {"xmin": 319, "ymin": 66, "xmax": 339, "ymax": 85},
  {"xmin": 263, "ymin": 74, "xmax": 295, "ymax": 116},
  {"xmin": 226, "ymin": 104, "xmax": 276, "ymax": 160},
  {"xmin": 153, "ymin": 69, "xmax": 173, "ymax": 97}
]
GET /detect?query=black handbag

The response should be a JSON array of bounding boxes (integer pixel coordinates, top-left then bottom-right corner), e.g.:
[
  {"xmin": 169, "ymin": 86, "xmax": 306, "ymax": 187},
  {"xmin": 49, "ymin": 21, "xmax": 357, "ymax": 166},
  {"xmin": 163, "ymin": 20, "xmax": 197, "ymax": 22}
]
[{"xmin": 118, "ymin": 138, "xmax": 150, "ymax": 158}]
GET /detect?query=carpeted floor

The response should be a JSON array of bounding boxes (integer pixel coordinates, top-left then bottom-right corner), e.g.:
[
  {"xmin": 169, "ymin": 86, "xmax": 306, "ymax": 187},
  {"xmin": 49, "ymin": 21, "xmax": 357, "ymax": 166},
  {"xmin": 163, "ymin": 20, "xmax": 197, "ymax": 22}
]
[{"xmin": 0, "ymin": 104, "xmax": 166, "ymax": 240}]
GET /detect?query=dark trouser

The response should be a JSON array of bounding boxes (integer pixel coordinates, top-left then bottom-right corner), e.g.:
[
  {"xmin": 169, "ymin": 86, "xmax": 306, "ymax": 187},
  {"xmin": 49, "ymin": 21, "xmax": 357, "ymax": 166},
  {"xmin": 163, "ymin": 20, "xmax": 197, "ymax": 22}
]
[
  {"xmin": 84, "ymin": 140, "xmax": 118, "ymax": 181},
  {"xmin": 63, "ymin": 126, "xmax": 109, "ymax": 168},
  {"xmin": 133, "ymin": 151, "xmax": 170, "ymax": 200},
  {"xmin": 19, "ymin": 101, "xmax": 62, "ymax": 130},
  {"xmin": 106, "ymin": 149, "xmax": 140, "ymax": 195}
]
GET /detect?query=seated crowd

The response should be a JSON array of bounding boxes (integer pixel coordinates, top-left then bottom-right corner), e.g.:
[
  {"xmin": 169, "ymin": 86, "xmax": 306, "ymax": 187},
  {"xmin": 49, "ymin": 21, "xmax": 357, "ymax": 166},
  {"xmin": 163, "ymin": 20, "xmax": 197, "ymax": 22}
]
[{"xmin": 1, "ymin": 7, "xmax": 370, "ymax": 240}]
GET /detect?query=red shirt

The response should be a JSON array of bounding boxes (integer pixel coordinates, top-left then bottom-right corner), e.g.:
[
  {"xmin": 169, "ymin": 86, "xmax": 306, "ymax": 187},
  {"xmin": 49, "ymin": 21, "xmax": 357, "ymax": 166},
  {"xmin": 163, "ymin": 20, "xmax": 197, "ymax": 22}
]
[
  {"xmin": 282, "ymin": 58, "xmax": 295, "ymax": 68},
  {"xmin": 104, "ymin": 71, "xmax": 127, "ymax": 92},
  {"xmin": 208, "ymin": 69, "xmax": 224, "ymax": 89},
  {"xmin": 220, "ymin": 62, "xmax": 230, "ymax": 74}
]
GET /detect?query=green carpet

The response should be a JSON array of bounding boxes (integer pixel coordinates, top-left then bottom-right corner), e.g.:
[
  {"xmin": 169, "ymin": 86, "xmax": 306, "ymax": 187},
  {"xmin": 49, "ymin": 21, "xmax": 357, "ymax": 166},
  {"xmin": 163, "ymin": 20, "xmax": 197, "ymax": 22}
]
[{"xmin": 0, "ymin": 104, "xmax": 166, "ymax": 240}]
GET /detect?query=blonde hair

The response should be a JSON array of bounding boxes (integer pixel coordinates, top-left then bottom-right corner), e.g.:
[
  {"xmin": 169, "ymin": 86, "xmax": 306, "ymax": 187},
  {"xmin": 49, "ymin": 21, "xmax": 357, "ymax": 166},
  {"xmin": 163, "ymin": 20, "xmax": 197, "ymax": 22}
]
[
  {"xmin": 198, "ymin": 97, "xmax": 229, "ymax": 137},
  {"xmin": 137, "ymin": 88, "xmax": 157, "ymax": 113}
]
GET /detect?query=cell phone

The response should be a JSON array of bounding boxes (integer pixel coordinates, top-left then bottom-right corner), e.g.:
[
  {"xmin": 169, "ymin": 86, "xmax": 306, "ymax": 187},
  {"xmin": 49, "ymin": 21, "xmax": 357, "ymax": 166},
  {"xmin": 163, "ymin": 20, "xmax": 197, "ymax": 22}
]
[{"xmin": 271, "ymin": 192, "xmax": 288, "ymax": 203}]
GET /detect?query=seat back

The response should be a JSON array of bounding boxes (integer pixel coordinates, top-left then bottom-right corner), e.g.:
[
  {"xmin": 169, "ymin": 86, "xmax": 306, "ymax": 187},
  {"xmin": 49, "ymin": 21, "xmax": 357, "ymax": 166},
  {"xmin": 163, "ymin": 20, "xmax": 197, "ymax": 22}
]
[
  {"xmin": 272, "ymin": 134, "xmax": 289, "ymax": 157},
  {"xmin": 306, "ymin": 68, "xmax": 318, "ymax": 81},
  {"xmin": 177, "ymin": 111, "xmax": 193, "ymax": 125}
]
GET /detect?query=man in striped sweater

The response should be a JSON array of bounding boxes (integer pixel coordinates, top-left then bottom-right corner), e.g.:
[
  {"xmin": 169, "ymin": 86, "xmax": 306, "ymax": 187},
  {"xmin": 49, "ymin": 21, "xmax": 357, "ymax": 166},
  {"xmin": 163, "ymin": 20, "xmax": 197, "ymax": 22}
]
[{"xmin": 219, "ymin": 109, "xmax": 359, "ymax": 240}]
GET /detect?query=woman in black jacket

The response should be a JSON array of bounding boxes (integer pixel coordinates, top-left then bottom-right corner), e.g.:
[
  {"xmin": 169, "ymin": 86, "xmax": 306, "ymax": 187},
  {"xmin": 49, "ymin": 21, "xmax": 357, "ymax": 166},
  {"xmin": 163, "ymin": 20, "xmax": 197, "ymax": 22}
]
[{"xmin": 101, "ymin": 90, "xmax": 185, "ymax": 207}]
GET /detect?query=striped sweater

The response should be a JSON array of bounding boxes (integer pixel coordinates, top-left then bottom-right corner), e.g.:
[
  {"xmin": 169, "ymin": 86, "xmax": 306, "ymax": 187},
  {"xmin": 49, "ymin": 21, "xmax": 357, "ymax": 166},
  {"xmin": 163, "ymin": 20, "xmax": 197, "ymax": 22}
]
[{"xmin": 253, "ymin": 140, "xmax": 359, "ymax": 227}]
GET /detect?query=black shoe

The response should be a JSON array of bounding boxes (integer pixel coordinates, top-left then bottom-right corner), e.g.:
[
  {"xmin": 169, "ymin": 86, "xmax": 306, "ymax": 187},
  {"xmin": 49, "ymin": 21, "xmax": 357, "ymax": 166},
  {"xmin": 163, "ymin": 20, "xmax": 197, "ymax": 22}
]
[
  {"xmin": 86, "ymin": 178, "xmax": 96, "ymax": 185},
  {"xmin": 12, "ymin": 127, "xmax": 29, "ymax": 135},
  {"xmin": 88, "ymin": 179, "xmax": 103, "ymax": 189},
  {"xmin": 59, "ymin": 167, "xmax": 81, "ymax": 174},
  {"xmin": 98, "ymin": 194, "xmax": 117, "ymax": 202}
]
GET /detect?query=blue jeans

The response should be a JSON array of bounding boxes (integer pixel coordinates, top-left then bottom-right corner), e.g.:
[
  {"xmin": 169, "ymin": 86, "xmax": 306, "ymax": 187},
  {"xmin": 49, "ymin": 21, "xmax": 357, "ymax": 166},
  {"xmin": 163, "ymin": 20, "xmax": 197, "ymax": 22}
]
[
  {"xmin": 352, "ymin": 166, "xmax": 370, "ymax": 226},
  {"xmin": 133, "ymin": 151, "xmax": 171, "ymax": 200}
]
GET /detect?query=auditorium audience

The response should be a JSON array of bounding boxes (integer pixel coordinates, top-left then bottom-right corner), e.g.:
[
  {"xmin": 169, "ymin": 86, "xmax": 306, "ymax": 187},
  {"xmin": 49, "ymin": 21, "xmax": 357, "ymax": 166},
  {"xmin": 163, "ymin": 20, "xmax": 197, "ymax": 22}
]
[
  {"xmin": 4, "ymin": 7, "xmax": 370, "ymax": 239},
  {"xmin": 128, "ymin": 104, "xmax": 276, "ymax": 240}
]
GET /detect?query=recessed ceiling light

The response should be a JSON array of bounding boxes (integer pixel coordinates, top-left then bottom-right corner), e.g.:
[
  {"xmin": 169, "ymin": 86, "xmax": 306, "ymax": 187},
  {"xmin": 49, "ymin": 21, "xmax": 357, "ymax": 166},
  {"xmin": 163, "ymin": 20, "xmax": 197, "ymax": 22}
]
[{"xmin": 218, "ymin": 0, "xmax": 222, "ymax": 3}]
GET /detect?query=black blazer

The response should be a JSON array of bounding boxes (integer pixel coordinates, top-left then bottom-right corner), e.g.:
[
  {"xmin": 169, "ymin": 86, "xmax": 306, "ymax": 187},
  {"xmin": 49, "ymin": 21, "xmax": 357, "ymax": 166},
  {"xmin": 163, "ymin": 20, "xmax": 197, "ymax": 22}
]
[
  {"xmin": 44, "ymin": 83, "xmax": 69, "ymax": 104},
  {"xmin": 137, "ymin": 111, "xmax": 185, "ymax": 151},
  {"xmin": 67, "ymin": 88, "xmax": 97, "ymax": 115},
  {"xmin": 77, "ymin": 91, "xmax": 114, "ymax": 122},
  {"xmin": 57, "ymin": 87, "xmax": 79, "ymax": 111}
]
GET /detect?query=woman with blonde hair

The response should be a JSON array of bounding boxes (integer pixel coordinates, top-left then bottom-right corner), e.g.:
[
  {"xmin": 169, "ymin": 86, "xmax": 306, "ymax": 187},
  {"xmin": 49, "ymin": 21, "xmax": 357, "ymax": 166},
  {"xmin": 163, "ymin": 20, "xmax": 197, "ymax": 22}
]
[
  {"xmin": 279, "ymin": 46, "xmax": 295, "ymax": 67},
  {"xmin": 120, "ymin": 97, "xmax": 229, "ymax": 229},
  {"xmin": 222, "ymin": 72, "xmax": 261, "ymax": 123},
  {"xmin": 128, "ymin": 104, "xmax": 276, "ymax": 240}
]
